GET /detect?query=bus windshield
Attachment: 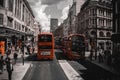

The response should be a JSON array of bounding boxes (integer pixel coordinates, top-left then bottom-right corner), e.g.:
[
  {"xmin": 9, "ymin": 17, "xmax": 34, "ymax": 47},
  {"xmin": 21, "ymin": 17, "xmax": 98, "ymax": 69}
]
[{"xmin": 38, "ymin": 35, "xmax": 52, "ymax": 42}]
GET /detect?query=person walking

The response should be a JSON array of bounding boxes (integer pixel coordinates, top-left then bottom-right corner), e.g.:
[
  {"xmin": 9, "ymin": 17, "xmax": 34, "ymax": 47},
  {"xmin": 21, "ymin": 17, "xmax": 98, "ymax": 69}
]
[
  {"xmin": 13, "ymin": 52, "xmax": 18, "ymax": 64},
  {"xmin": 32, "ymin": 47, "xmax": 35, "ymax": 54},
  {"xmin": 98, "ymin": 48, "xmax": 104, "ymax": 63},
  {"xmin": 5, "ymin": 57, "xmax": 13, "ymax": 80},
  {"xmin": 0, "ymin": 55, "xmax": 4, "ymax": 73},
  {"xmin": 106, "ymin": 49, "xmax": 112, "ymax": 65},
  {"xmin": 7, "ymin": 46, "xmax": 11, "ymax": 55},
  {"xmin": 89, "ymin": 49, "xmax": 94, "ymax": 61},
  {"xmin": 21, "ymin": 54, "xmax": 24, "ymax": 65}
]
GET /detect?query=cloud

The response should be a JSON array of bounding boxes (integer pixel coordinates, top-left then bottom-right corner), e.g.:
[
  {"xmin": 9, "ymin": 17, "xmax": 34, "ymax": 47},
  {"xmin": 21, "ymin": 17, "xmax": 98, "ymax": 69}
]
[
  {"xmin": 61, "ymin": 6, "xmax": 69, "ymax": 20},
  {"xmin": 28, "ymin": 0, "xmax": 39, "ymax": 6},
  {"xmin": 41, "ymin": 0, "xmax": 65, "ymax": 5},
  {"xmin": 27, "ymin": 0, "xmax": 51, "ymax": 32},
  {"xmin": 27, "ymin": 0, "xmax": 73, "ymax": 32}
]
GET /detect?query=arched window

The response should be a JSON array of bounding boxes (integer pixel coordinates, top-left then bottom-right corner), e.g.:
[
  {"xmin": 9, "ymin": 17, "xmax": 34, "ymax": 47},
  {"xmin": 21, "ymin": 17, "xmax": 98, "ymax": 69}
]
[
  {"xmin": 99, "ymin": 31, "xmax": 104, "ymax": 37},
  {"xmin": 106, "ymin": 32, "xmax": 111, "ymax": 37},
  {"xmin": 90, "ymin": 31, "xmax": 96, "ymax": 37},
  {"xmin": 99, "ymin": 42, "xmax": 104, "ymax": 49}
]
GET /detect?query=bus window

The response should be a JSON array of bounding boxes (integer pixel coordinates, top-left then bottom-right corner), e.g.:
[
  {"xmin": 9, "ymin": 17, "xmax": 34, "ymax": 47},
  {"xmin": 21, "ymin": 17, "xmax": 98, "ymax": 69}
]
[{"xmin": 38, "ymin": 35, "xmax": 52, "ymax": 42}]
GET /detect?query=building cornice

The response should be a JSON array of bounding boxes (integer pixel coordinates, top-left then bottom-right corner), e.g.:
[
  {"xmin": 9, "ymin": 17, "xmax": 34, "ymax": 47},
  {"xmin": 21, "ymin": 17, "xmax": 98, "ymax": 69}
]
[{"xmin": 23, "ymin": 0, "xmax": 35, "ymax": 18}]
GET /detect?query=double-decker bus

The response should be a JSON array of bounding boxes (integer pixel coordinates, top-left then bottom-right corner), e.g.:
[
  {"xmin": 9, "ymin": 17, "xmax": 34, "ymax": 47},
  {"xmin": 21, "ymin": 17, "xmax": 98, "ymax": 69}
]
[
  {"xmin": 37, "ymin": 33, "xmax": 54, "ymax": 60},
  {"xmin": 63, "ymin": 34, "xmax": 86, "ymax": 60}
]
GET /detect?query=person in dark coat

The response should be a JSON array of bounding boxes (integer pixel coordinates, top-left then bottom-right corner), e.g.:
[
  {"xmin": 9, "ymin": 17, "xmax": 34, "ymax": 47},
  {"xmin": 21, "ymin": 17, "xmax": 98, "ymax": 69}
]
[
  {"xmin": 0, "ymin": 55, "xmax": 4, "ymax": 73},
  {"xmin": 98, "ymin": 48, "xmax": 104, "ymax": 62},
  {"xmin": 14, "ymin": 52, "xmax": 18, "ymax": 64},
  {"xmin": 27, "ymin": 45, "xmax": 30, "ymax": 55},
  {"xmin": 5, "ymin": 57, "xmax": 13, "ymax": 80},
  {"xmin": 89, "ymin": 49, "xmax": 94, "ymax": 61}
]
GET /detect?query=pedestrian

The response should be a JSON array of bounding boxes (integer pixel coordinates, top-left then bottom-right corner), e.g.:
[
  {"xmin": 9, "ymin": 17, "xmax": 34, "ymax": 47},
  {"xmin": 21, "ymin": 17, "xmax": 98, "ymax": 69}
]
[
  {"xmin": 21, "ymin": 54, "xmax": 24, "ymax": 65},
  {"xmin": 27, "ymin": 45, "xmax": 30, "ymax": 55},
  {"xmin": 98, "ymin": 48, "xmax": 104, "ymax": 63},
  {"xmin": 94, "ymin": 48, "xmax": 97, "ymax": 60},
  {"xmin": 5, "ymin": 57, "xmax": 13, "ymax": 80},
  {"xmin": 106, "ymin": 50, "xmax": 112, "ymax": 65},
  {"xmin": 89, "ymin": 49, "xmax": 94, "ymax": 61},
  {"xmin": 13, "ymin": 52, "xmax": 18, "ymax": 64},
  {"xmin": 0, "ymin": 55, "xmax": 4, "ymax": 73},
  {"xmin": 32, "ymin": 47, "xmax": 35, "ymax": 54},
  {"xmin": 104, "ymin": 49, "xmax": 107, "ymax": 60},
  {"xmin": 7, "ymin": 46, "xmax": 11, "ymax": 55}
]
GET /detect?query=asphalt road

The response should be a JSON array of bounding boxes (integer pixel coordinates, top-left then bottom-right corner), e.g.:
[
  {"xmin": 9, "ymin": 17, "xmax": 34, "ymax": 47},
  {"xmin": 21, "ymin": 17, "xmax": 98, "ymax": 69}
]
[{"xmin": 23, "ymin": 49, "xmax": 68, "ymax": 80}]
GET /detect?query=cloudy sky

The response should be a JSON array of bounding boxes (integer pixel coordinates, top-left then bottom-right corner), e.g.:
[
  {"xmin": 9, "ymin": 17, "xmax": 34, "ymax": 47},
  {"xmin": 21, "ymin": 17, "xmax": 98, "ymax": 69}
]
[{"xmin": 27, "ymin": 0, "xmax": 84, "ymax": 32}]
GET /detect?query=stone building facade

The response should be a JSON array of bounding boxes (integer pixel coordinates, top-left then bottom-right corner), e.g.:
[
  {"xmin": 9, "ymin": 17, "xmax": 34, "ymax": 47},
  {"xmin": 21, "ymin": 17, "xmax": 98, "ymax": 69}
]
[
  {"xmin": 77, "ymin": 0, "xmax": 112, "ymax": 51},
  {"xmin": 0, "ymin": 0, "xmax": 35, "ymax": 49}
]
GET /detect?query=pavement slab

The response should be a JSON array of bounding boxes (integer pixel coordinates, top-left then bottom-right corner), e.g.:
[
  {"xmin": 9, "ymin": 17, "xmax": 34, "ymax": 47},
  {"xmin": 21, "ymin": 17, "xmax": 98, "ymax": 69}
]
[{"xmin": 0, "ymin": 63, "xmax": 31, "ymax": 80}]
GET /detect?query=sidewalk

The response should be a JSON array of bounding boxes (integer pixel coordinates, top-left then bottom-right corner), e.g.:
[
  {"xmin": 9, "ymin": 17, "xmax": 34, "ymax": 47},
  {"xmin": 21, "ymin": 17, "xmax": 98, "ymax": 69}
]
[
  {"xmin": 0, "ymin": 63, "xmax": 31, "ymax": 80},
  {"xmin": 0, "ymin": 48, "xmax": 31, "ymax": 80},
  {"xmin": 85, "ymin": 51, "xmax": 120, "ymax": 76}
]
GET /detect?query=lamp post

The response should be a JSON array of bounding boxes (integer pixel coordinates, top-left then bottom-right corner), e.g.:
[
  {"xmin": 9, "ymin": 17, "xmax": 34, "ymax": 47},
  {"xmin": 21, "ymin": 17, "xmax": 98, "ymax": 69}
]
[{"xmin": 21, "ymin": 35, "xmax": 25, "ymax": 65}]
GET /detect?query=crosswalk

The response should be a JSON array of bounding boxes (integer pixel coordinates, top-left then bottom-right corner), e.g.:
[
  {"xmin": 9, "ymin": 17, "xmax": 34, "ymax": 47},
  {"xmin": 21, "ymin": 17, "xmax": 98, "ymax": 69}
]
[{"xmin": 59, "ymin": 60, "xmax": 84, "ymax": 80}]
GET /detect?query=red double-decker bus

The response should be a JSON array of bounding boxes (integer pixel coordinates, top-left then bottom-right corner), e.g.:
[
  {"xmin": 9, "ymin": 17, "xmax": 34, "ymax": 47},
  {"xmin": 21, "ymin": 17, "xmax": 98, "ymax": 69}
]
[
  {"xmin": 63, "ymin": 34, "xmax": 86, "ymax": 60},
  {"xmin": 37, "ymin": 33, "xmax": 54, "ymax": 60}
]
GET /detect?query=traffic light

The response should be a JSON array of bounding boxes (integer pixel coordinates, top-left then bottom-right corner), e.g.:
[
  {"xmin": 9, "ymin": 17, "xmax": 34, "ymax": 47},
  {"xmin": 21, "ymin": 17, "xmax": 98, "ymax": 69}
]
[{"xmin": 111, "ymin": 34, "xmax": 120, "ymax": 43}]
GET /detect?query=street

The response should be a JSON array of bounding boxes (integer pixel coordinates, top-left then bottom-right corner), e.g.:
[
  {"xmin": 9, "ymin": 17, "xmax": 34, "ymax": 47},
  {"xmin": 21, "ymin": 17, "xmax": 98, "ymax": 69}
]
[
  {"xmin": 0, "ymin": 49, "xmax": 120, "ymax": 80},
  {"xmin": 23, "ymin": 49, "xmax": 85, "ymax": 80},
  {"xmin": 1, "ymin": 0, "xmax": 120, "ymax": 80}
]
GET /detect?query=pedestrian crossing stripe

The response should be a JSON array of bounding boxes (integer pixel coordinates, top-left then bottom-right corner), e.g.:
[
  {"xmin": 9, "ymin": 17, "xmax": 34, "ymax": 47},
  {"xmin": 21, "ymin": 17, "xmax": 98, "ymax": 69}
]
[{"xmin": 58, "ymin": 60, "xmax": 84, "ymax": 80}]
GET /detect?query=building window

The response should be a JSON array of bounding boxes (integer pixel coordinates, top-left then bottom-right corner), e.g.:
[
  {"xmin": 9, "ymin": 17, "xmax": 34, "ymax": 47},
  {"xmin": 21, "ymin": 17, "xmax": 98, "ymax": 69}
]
[
  {"xmin": 99, "ymin": 9, "xmax": 104, "ymax": 16},
  {"xmin": 106, "ymin": 42, "xmax": 111, "ymax": 49},
  {"xmin": 90, "ymin": 31, "xmax": 96, "ymax": 37},
  {"xmin": 0, "ymin": 14, "xmax": 3, "ymax": 25},
  {"xmin": 99, "ymin": 31, "xmax": 104, "ymax": 37},
  {"xmin": 8, "ymin": 0, "xmax": 13, "ymax": 12},
  {"xmin": 7, "ymin": 17, "xmax": 13, "ymax": 27},
  {"xmin": 106, "ymin": 19, "xmax": 112, "ymax": 27},
  {"xmin": 14, "ymin": 21, "xmax": 16, "ymax": 29},
  {"xmin": 99, "ymin": 42, "xmax": 104, "ymax": 50},
  {"xmin": 106, "ymin": 32, "xmax": 111, "ymax": 37},
  {"xmin": 106, "ymin": 11, "xmax": 111, "ymax": 18},
  {"xmin": 25, "ymin": 27, "xmax": 27, "ymax": 32},
  {"xmin": 93, "ymin": 9, "xmax": 96, "ymax": 16},
  {"xmin": 22, "ymin": 5, "xmax": 25, "ymax": 21},
  {"xmin": 92, "ymin": 18, "xmax": 96, "ymax": 25},
  {"xmin": 0, "ymin": 0, "xmax": 4, "ymax": 7},
  {"xmin": 22, "ymin": 25, "xmax": 24, "ymax": 31},
  {"xmin": 98, "ymin": 19, "xmax": 104, "ymax": 27}
]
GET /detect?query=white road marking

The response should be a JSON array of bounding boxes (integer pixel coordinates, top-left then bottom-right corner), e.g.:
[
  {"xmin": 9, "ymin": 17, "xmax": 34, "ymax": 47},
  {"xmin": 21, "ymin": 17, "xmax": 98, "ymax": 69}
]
[{"xmin": 58, "ymin": 60, "xmax": 84, "ymax": 80}]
